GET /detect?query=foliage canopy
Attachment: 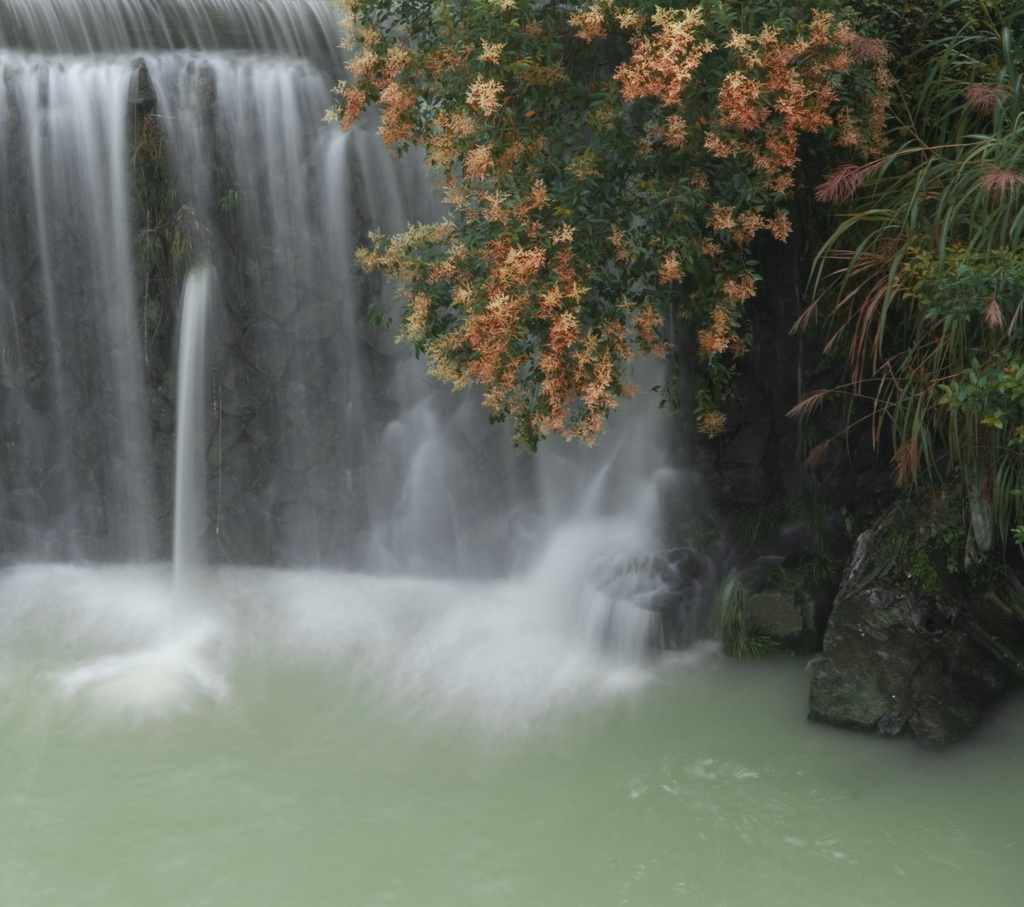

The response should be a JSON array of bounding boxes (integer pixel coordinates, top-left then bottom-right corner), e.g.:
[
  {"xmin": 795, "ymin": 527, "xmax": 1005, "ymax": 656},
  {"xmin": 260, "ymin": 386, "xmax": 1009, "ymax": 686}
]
[{"xmin": 330, "ymin": 0, "xmax": 889, "ymax": 447}]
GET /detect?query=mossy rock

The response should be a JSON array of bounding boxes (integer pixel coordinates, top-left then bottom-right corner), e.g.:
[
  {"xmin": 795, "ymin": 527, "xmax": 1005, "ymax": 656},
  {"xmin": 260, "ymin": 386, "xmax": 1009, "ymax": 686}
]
[
  {"xmin": 808, "ymin": 491, "xmax": 1023, "ymax": 748},
  {"xmin": 745, "ymin": 591, "xmax": 816, "ymax": 654}
]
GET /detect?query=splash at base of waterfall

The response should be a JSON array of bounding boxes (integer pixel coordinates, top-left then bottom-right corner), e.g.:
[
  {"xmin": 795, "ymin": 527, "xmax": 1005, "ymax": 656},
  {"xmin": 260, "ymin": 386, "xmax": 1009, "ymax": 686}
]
[
  {"xmin": 1, "ymin": 526, "xmax": 681, "ymax": 730},
  {"xmin": 58, "ymin": 632, "xmax": 229, "ymax": 722}
]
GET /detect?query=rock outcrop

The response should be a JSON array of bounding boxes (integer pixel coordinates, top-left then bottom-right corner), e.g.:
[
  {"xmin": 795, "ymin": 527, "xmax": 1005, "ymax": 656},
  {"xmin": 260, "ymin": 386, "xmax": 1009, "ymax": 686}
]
[{"xmin": 808, "ymin": 497, "xmax": 1024, "ymax": 748}]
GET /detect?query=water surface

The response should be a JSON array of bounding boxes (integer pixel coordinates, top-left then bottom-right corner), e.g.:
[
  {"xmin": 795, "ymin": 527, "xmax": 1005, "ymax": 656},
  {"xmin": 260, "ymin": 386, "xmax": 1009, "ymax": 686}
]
[{"xmin": 0, "ymin": 564, "xmax": 1020, "ymax": 906}]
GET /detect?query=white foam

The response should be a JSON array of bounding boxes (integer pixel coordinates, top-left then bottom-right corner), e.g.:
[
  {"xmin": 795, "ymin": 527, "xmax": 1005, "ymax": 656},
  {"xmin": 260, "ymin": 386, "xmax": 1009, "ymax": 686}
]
[
  {"xmin": 0, "ymin": 553, "xmax": 673, "ymax": 730},
  {"xmin": 59, "ymin": 641, "xmax": 228, "ymax": 720},
  {"xmin": 53, "ymin": 605, "xmax": 228, "ymax": 721}
]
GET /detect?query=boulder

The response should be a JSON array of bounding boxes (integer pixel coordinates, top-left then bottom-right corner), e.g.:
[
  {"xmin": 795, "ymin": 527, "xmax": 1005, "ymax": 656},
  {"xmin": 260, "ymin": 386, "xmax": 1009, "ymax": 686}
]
[
  {"xmin": 807, "ymin": 497, "xmax": 1024, "ymax": 749},
  {"xmin": 808, "ymin": 579, "xmax": 1008, "ymax": 747}
]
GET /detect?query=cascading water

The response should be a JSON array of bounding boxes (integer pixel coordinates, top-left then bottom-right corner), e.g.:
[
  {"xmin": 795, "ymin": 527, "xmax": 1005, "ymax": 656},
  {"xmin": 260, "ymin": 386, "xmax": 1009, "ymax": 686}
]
[
  {"xmin": 0, "ymin": 4, "xmax": 1021, "ymax": 905},
  {"xmin": 172, "ymin": 265, "xmax": 211, "ymax": 588},
  {"xmin": 0, "ymin": 0, "xmax": 342, "ymax": 57},
  {"xmin": 0, "ymin": 55, "xmax": 157, "ymax": 559}
]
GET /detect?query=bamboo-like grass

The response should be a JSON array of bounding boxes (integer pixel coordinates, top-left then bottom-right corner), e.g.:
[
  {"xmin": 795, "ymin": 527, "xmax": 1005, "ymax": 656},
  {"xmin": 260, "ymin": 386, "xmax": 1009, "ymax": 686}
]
[{"xmin": 794, "ymin": 9, "xmax": 1024, "ymax": 552}]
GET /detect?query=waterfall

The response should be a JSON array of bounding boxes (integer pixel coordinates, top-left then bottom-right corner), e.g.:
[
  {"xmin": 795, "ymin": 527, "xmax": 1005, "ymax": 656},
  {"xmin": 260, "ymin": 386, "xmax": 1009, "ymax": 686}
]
[
  {"xmin": 0, "ymin": 0, "xmax": 691, "ymax": 663},
  {"xmin": 0, "ymin": 55, "xmax": 156, "ymax": 559},
  {"xmin": 0, "ymin": 0, "xmax": 342, "ymax": 58},
  {"xmin": 173, "ymin": 265, "xmax": 211, "ymax": 588}
]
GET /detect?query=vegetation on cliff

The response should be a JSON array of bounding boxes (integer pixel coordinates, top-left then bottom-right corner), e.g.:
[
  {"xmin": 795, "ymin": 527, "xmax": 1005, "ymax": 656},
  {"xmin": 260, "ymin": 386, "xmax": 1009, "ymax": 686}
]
[{"xmin": 795, "ymin": 1, "xmax": 1024, "ymax": 555}]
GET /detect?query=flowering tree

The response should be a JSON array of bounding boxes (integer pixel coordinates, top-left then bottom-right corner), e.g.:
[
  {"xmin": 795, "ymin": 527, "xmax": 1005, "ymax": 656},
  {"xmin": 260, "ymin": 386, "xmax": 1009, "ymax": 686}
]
[{"xmin": 329, "ymin": 0, "xmax": 889, "ymax": 447}]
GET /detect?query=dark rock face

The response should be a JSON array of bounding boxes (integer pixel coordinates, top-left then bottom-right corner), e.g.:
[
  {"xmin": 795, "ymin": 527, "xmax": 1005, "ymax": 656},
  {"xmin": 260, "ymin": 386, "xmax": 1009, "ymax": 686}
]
[{"xmin": 807, "ymin": 515, "xmax": 1023, "ymax": 749}]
